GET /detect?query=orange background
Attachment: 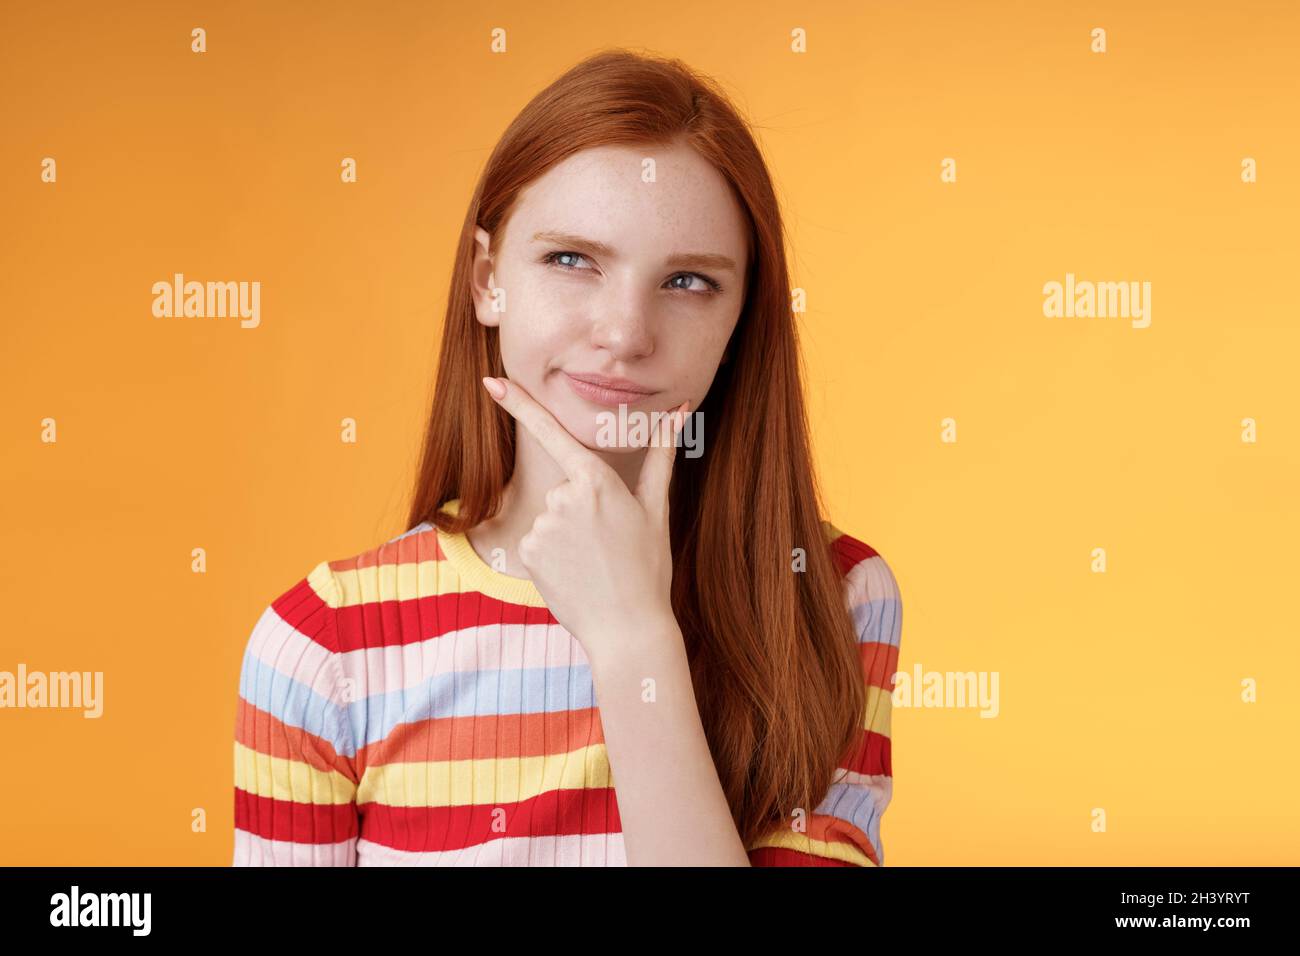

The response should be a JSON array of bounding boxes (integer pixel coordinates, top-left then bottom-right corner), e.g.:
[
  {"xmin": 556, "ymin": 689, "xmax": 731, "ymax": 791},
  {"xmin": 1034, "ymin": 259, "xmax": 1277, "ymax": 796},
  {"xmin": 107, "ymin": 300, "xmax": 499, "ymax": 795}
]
[{"xmin": 1, "ymin": 0, "xmax": 1296, "ymax": 865}]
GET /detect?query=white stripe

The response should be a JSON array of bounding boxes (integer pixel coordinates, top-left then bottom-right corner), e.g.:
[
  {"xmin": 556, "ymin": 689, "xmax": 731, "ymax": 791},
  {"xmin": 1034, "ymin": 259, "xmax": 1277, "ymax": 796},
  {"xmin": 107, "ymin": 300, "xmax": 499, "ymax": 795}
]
[
  {"xmin": 338, "ymin": 621, "xmax": 585, "ymax": 700},
  {"xmin": 249, "ymin": 609, "xmax": 592, "ymax": 710},
  {"xmin": 843, "ymin": 554, "xmax": 902, "ymax": 646},
  {"xmin": 245, "ymin": 605, "xmax": 343, "ymax": 703},
  {"xmin": 356, "ymin": 833, "xmax": 626, "ymax": 867},
  {"xmin": 233, "ymin": 829, "xmax": 356, "ymax": 866}
]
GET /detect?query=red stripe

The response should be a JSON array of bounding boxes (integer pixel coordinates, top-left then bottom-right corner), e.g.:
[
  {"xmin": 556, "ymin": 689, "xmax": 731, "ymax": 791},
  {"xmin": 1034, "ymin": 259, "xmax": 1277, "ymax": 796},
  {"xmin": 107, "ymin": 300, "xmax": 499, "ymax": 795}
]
[
  {"xmin": 840, "ymin": 728, "xmax": 892, "ymax": 777},
  {"xmin": 334, "ymin": 590, "xmax": 557, "ymax": 652},
  {"xmin": 235, "ymin": 788, "xmax": 358, "ymax": 845},
  {"xmin": 268, "ymin": 574, "xmax": 338, "ymax": 652},
  {"xmin": 235, "ymin": 697, "xmax": 357, "ymax": 781},
  {"xmin": 358, "ymin": 787, "xmax": 622, "ymax": 853},
  {"xmin": 355, "ymin": 706, "xmax": 604, "ymax": 771},
  {"xmin": 862, "ymin": 640, "xmax": 900, "ymax": 690},
  {"xmin": 325, "ymin": 527, "xmax": 561, "ymax": 651},
  {"xmin": 329, "ymin": 525, "xmax": 444, "ymax": 572},
  {"xmin": 829, "ymin": 531, "xmax": 880, "ymax": 575}
]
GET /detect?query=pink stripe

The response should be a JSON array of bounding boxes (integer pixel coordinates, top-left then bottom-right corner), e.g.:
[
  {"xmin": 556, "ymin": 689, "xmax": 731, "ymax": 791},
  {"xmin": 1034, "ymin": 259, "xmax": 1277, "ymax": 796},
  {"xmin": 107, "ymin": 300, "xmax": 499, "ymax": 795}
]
[
  {"xmin": 340, "ymin": 621, "xmax": 587, "ymax": 700},
  {"xmin": 233, "ymin": 829, "xmax": 356, "ymax": 866},
  {"xmin": 356, "ymin": 833, "xmax": 627, "ymax": 866}
]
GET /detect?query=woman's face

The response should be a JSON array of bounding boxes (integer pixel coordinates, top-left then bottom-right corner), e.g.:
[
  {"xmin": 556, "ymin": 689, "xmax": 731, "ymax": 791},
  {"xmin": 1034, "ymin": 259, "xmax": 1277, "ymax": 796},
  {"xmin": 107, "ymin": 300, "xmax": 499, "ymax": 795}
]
[{"xmin": 471, "ymin": 139, "xmax": 749, "ymax": 452}]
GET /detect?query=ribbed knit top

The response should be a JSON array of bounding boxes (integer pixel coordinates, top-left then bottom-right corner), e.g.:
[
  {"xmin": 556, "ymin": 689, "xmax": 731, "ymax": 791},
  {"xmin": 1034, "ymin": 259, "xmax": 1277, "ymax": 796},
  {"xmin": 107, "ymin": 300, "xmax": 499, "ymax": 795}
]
[{"xmin": 232, "ymin": 499, "xmax": 902, "ymax": 866}]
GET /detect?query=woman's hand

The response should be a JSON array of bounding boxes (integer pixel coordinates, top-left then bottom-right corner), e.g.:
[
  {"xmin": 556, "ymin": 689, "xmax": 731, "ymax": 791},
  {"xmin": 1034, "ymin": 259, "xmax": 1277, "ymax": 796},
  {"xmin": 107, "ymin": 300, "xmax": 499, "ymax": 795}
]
[{"xmin": 481, "ymin": 375, "xmax": 687, "ymax": 666}]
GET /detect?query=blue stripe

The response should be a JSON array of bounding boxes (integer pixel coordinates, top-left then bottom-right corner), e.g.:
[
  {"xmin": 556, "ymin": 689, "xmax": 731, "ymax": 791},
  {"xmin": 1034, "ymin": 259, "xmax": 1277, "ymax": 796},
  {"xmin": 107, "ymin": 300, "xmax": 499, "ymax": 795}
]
[
  {"xmin": 851, "ymin": 596, "xmax": 902, "ymax": 646},
  {"xmin": 818, "ymin": 778, "xmax": 886, "ymax": 862},
  {"xmin": 385, "ymin": 522, "xmax": 432, "ymax": 544},
  {"xmin": 353, "ymin": 663, "xmax": 598, "ymax": 749},
  {"xmin": 238, "ymin": 649, "xmax": 357, "ymax": 758}
]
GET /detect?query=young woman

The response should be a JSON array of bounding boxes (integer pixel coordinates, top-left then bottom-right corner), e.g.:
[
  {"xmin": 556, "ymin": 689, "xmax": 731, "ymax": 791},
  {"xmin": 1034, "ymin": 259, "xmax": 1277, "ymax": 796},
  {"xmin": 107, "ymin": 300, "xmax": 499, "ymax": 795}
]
[{"xmin": 233, "ymin": 48, "xmax": 902, "ymax": 867}]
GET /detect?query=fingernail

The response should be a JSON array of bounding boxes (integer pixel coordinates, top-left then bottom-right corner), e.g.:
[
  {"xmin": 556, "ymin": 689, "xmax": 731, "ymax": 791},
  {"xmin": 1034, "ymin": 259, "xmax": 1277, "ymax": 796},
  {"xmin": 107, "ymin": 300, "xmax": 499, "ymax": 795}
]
[{"xmin": 482, "ymin": 376, "xmax": 506, "ymax": 400}]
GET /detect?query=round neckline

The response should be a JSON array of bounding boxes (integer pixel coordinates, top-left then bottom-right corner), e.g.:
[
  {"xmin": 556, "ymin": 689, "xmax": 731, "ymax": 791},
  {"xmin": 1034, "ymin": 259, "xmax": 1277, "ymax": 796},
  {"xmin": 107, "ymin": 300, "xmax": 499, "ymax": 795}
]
[{"xmin": 433, "ymin": 499, "xmax": 547, "ymax": 607}]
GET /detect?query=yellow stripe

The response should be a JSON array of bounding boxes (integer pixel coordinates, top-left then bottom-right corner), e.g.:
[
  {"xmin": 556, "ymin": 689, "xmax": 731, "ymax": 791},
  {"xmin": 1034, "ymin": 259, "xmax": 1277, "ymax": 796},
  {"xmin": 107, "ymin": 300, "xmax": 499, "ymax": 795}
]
[
  {"xmin": 330, "ymin": 559, "xmax": 450, "ymax": 607},
  {"xmin": 748, "ymin": 827, "xmax": 877, "ymax": 867},
  {"xmin": 306, "ymin": 559, "xmax": 342, "ymax": 608},
  {"xmin": 234, "ymin": 741, "xmax": 356, "ymax": 804},
  {"xmin": 327, "ymin": 554, "xmax": 547, "ymax": 609},
  {"xmin": 866, "ymin": 683, "xmax": 892, "ymax": 738},
  {"xmin": 321, "ymin": 518, "xmax": 863, "ymax": 611},
  {"xmin": 356, "ymin": 743, "xmax": 612, "ymax": 807}
]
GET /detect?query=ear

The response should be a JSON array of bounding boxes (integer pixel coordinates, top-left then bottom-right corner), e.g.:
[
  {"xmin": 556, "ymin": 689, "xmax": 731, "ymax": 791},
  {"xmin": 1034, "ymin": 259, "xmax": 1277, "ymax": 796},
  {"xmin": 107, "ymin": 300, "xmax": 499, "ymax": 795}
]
[{"xmin": 471, "ymin": 225, "xmax": 500, "ymax": 328}]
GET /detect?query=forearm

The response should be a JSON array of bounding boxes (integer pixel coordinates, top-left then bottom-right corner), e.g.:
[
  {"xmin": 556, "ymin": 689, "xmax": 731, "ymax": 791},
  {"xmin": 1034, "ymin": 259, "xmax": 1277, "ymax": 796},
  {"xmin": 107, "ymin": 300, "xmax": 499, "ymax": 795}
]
[{"xmin": 587, "ymin": 618, "xmax": 752, "ymax": 866}]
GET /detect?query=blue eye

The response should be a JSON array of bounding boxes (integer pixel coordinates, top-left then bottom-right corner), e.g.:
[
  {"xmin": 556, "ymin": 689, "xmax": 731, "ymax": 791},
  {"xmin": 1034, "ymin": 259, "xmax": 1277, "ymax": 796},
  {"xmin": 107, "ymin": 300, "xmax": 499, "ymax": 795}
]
[
  {"xmin": 542, "ymin": 251, "xmax": 723, "ymax": 295},
  {"xmin": 543, "ymin": 251, "xmax": 592, "ymax": 270},
  {"xmin": 666, "ymin": 272, "xmax": 724, "ymax": 294}
]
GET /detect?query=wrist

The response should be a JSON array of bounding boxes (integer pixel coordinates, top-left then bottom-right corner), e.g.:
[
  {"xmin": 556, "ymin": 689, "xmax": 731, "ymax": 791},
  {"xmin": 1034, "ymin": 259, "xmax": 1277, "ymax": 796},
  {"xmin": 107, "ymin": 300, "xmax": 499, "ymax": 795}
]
[{"xmin": 586, "ymin": 609, "xmax": 685, "ymax": 676}]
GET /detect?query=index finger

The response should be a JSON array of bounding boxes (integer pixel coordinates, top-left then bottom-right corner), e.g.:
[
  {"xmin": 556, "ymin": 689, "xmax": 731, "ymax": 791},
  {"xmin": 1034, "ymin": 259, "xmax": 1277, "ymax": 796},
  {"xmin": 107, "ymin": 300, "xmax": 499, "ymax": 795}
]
[{"xmin": 483, "ymin": 376, "xmax": 614, "ymax": 485}]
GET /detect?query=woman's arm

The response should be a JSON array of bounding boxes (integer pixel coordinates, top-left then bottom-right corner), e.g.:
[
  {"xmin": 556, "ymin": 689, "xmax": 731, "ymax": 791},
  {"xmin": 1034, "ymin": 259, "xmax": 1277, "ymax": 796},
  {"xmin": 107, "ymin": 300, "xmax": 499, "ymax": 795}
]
[
  {"xmin": 585, "ymin": 615, "xmax": 752, "ymax": 866},
  {"xmin": 480, "ymin": 376, "xmax": 750, "ymax": 865},
  {"xmin": 233, "ymin": 562, "xmax": 361, "ymax": 866}
]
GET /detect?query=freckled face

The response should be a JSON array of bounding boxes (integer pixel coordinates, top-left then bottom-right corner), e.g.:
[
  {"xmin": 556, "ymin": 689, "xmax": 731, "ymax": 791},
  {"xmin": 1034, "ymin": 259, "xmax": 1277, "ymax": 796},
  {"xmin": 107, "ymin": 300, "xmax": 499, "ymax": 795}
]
[{"xmin": 471, "ymin": 140, "xmax": 749, "ymax": 450}]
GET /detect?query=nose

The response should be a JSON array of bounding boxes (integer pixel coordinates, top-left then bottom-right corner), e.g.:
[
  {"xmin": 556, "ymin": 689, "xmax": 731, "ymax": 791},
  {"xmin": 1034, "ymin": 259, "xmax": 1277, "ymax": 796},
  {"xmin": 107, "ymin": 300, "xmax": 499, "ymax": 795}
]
[{"xmin": 588, "ymin": 288, "xmax": 655, "ymax": 361}]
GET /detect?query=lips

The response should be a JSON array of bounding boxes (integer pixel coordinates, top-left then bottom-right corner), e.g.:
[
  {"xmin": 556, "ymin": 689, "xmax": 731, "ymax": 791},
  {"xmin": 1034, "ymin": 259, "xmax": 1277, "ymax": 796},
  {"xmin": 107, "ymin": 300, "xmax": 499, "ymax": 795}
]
[{"xmin": 562, "ymin": 371, "xmax": 659, "ymax": 408}]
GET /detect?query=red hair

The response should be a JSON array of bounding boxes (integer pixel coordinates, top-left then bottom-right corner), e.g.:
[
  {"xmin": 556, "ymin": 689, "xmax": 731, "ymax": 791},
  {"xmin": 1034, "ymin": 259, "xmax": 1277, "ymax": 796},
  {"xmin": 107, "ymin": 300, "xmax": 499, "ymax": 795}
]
[{"xmin": 406, "ymin": 48, "xmax": 865, "ymax": 848}]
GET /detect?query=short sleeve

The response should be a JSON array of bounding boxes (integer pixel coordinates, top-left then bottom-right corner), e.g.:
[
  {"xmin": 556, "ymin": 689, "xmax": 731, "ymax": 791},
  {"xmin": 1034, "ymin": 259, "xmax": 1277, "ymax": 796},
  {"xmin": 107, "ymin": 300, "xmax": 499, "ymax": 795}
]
[
  {"xmin": 232, "ymin": 560, "xmax": 361, "ymax": 866},
  {"xmin": 747, "ymin": 530, "xmax": 902, "ymax": 867}
]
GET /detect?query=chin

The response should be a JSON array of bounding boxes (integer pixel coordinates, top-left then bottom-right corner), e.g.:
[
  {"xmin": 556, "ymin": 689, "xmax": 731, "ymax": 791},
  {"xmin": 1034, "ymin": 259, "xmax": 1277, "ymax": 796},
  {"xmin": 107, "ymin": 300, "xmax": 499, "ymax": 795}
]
[
  {"xmin": 557, "ymin": 409, "xmax": 613, "ymax": 451},
  {"xmin": 546, "ymin": 376, "xmax": 667, "ymax": 452}
]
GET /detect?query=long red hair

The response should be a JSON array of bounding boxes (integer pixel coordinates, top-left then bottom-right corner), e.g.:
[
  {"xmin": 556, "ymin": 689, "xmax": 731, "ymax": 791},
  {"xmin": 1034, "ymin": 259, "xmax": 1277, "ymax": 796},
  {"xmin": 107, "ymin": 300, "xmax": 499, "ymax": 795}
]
[{"xmin": 405, "ymin": 48, "xmax": 865, "ymax": 848}]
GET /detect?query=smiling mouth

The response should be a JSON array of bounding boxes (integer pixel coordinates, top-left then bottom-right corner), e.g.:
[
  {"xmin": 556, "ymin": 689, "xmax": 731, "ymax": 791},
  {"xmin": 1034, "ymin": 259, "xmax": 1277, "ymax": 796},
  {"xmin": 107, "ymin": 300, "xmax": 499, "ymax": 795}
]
[{"xmin": 562, "ymin": 371, "xmax": 660, "ymax": 408}]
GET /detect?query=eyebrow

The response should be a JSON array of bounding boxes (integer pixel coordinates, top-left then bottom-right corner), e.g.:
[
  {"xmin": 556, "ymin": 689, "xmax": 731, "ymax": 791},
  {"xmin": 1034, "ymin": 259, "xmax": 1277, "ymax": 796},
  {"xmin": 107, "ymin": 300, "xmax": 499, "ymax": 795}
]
[{"xmin": 530, "ymin": 230, "xmax": 737, "ymax": 273}]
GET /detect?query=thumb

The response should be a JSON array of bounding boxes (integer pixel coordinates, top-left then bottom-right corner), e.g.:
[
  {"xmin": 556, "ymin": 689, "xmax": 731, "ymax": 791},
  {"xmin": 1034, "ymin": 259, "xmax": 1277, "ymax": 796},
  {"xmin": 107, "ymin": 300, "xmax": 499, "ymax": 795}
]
[{"xmin": 634, "ymin": 400, "xmax": 688, "ymax": 512}]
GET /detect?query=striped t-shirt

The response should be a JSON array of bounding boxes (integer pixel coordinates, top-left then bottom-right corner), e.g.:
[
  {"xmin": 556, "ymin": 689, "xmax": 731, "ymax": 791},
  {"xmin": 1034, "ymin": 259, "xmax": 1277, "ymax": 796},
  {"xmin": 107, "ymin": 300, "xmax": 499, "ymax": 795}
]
[{"xmin": 232, "ymin": 498, "xmax": 902, "ymax": 866}]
